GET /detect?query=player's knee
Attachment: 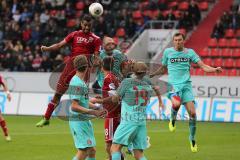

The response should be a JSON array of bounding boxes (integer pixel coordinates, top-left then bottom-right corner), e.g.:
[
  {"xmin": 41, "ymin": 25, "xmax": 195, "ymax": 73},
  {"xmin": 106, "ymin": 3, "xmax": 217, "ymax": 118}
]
[
  {"xmin": 53, "ymin": 93, "xmax": 62, "ymax": 103},
  {"xmin": 111, "ymin": 144, "xmax": 121, "ymax": 153},
  {"xmin": 133, "ymin": 150, "xmax": 144, "ymax": 159},
  {"xmin": 88, "ymin": 147, "xmax": 96, "ymax": 156},
  {"xmin": 171, "ymin": 95, "xmax": 181, "ymax": 109},
  {"xmin": 189, "ymin": 112, "xmax": 196, "ymax": 119}
]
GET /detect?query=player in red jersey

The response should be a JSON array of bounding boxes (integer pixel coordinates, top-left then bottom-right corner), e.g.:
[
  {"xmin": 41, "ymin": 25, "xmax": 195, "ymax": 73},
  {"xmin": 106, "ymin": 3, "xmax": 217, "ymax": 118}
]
[
  {"xmin": 36, "ymin": 15, "xmax": 101, "ymax": 127},
  {"xmin": 100, "ymin": 57, "xmax": 122, "ymax": 160},
  {"xmin": 0, "ymin": 75, "xmax": 12, "ymax": 141}
]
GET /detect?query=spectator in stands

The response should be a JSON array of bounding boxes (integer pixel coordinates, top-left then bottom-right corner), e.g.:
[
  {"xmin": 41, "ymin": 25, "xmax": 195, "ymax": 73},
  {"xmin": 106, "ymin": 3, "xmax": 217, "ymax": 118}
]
[
  {"xmin": 40, "ymin": 55, "xmax": 52, "ymax": 72},
  {"xmin": 188, "ymin": 0, "xmax": 201, "ymax": 25},
  {"xmin": 211, "ymin": 20, "xmax": 225, "ymax": 39}
]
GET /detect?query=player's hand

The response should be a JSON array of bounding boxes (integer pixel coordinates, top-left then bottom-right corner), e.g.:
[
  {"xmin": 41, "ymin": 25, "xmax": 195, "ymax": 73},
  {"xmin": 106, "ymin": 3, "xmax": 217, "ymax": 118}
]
[
  {"xmin": 7, "ymin": 93, "xmax": 11, "ymax": 101},
  {"xmin": 41, "ymin": 46, "xmax": 48, "ymax": 52},
  {"xmin": 89, "ymin": 109, "xmax": 107, "ymax": 118},
  {"xmin": 215, "ymin": 67, "xmax": 223, "ymax": 73},
  {"xmin": 90, "ymin": 97, "xmax": 103, "ymax": 104}
]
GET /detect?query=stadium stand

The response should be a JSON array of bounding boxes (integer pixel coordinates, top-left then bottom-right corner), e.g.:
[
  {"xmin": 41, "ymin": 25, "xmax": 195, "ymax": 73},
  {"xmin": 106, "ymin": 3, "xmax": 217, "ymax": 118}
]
[{"xmin": 0, "ymin": 0, "xmax": 214, "ymax": 72}]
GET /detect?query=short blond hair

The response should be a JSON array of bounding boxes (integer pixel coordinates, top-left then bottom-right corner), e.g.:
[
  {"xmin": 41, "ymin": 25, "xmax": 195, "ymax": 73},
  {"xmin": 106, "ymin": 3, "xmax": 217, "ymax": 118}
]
[{"xmin": 73, "ymin": 55, "xmax": 88, "ymax": 71}]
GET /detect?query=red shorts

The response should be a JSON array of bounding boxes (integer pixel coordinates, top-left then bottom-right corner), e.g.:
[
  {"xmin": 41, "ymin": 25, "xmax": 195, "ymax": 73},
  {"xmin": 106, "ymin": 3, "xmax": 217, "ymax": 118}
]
[
  {"xmin": 104, "ymin": 117, "xmax": 120, "ymax": 143},
  {"xmin": 56, "ymin": 56, "xmax": 91, "ymax": 94}
]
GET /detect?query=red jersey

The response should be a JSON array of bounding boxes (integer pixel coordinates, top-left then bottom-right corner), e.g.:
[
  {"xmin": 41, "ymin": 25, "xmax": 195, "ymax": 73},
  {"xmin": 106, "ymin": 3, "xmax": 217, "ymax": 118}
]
[
  {"xmin": 64, "ymin": 30, "xmax": 101, "ymax": 57},
  {"xmin": 102, "ymin": 73, "xmax": 121, "ymax": 118}
]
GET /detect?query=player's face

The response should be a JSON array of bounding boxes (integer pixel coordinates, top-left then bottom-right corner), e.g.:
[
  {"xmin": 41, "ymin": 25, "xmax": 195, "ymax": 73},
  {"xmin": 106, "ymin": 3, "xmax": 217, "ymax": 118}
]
[
  {"xmin": 173, "ymin": 35, "xmax": 185, "ymax": 51},
  {"xmin": 81, "ymin": 20, "xmax": 92, "ymax": 33},
  {"xmin": 104, "ymin": 42, "xmax": 116, "ymax": 53}
]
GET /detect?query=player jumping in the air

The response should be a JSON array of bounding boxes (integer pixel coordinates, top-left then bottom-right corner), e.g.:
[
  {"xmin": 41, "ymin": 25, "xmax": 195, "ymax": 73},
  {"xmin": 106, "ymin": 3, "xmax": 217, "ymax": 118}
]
[
  {"xmin": 0, "ymin": 75, "xmax": 12, "ymax": 141},
  {"xmin": 150, "ymin": 33, "xmax": 222, "ymax": 152},
  {"xmin": 68, "ymin": 55, "xmax": 106, "ymax": 160},
  {"xmin": 95, "ymin": 61, "xmax": 164, "ymax": 160},
  {"xmin": 36, "ymin": 15, "xmax": 101, "ymax": 127}
]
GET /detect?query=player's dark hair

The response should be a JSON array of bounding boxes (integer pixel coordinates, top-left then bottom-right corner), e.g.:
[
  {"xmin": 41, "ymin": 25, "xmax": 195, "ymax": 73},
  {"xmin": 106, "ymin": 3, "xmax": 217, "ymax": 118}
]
[
  {"xmin": 173, "ymin": 32, "xmax": 185, "ymax": 40},
  {"xmin": 102, "ymin": 56, "xmax": 114, "ymax": 71},
  {"xmin": 81, "ymin": 14, "xmax": 92, "ymax": 22},
  {"xmin": 77, "ymin": 66, "xmax": 88, "ymax": 72}
]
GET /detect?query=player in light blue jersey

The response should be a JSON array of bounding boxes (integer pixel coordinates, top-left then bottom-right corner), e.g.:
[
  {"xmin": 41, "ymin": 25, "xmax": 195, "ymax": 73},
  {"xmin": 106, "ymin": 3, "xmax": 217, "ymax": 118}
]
[
  {"xmin": 97, "ymin": 61, "xmax": 163, "ymax": 160},
  {"xmin": 95, "ymin": 37, "xmax": 128, "ymax": 89},
  {"xmin": 69, "ymin": 55, "xmax": 106, "ymax": 160},
  {"xmin": 150, "ymin": 33, "xmax": 222, "ymax": 152}
]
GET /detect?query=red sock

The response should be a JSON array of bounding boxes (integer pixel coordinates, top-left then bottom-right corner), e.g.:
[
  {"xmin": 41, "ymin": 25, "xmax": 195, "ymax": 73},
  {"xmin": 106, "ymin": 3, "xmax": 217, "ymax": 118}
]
[
  {"xmin": 44, "ymin": 101, "xmax": 57, "ymax": 120},
  {"xmin": 0, "ymin": 120, "xmax": 8, "ymax": 136}
]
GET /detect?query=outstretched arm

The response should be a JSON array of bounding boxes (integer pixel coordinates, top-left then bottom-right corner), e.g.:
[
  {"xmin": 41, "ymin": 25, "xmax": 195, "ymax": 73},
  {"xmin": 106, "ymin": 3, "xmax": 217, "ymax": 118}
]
[
  {"xmin": 197, "ymin": 60, "xmax": 222, "ymax": 73},
  {"xmin": 41, "ymin": 39, "xmax": 67, "ymax": 52},
  {"xmin": 150, "ymin": 65, "xmax": 167, "ymax": 78},
  {"xmin": 152, "ymin": 86, "xmax": 164, "ymax": 109}
]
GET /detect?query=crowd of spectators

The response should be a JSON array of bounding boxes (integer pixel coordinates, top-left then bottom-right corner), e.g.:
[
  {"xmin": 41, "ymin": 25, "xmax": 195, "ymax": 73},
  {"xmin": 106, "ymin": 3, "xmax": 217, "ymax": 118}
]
[
  {"xmin": 211, "ymin": 4, "xmax": 240, "ymax": 39},
  {"xmin": 0, "ymin": 0, "xmax": 204, "ymax": 72}
]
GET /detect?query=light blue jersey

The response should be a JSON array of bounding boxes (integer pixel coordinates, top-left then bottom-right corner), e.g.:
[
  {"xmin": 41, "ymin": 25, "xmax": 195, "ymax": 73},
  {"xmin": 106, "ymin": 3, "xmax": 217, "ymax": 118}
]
[
  {"xmin": 96, "ymin": 49, "xmax": 127, "ymax": 87},
  {"xmin": 162, "ymin": 47, "xmax": 200, "ymax": 85},
  {"xmin": 117, "ymin": 77, "xmax": 153, "ymax": 125}
]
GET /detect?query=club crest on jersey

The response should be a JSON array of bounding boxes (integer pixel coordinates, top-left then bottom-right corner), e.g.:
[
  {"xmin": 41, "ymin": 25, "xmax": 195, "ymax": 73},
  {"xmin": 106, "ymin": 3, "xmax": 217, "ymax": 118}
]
[
  {"xmin": 170, "ymin": 58, "xmax": 190, "ymax": 63},
  {"xmin": 76, "ymin": 37, "xmax": 94, "ymax": 43}
]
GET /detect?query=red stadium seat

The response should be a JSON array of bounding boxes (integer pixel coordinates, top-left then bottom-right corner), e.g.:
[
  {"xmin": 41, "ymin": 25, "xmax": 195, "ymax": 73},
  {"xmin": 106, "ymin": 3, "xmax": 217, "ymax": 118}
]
[
  {"xmin": 232, "ymin": 49, "xmax": 240, "ymax": 58},
  {"xmin": 213, "ymin": 58, "xmax": 223, "ymax": 67},
  {"xmin": 224, "ymin": 58, "xmax": 234, "ymax": 68},
  {"xmin": 179, "ymin": 28, "xmax": 186, "ymax": 36},
  {"xmin": 173, "ymin": 10, "xmax": 181, "ymax": 19},
  {"xmin": 217, "ymin": 69, "xmax": 227, "ymax": 76},
  {"xmin": 195, "ymin": 68, "xmax": 204, "ymax": 75},
  {"xmin": 116, "ymin": 28, "xmax": 126, "ymax": 37},
  {"xmin": 228, "ymin": 69, "xmax": 237, "ymax": 76},
  {"xmin": 203, "ymin": 58, "xmax": 212, "ymax": 66},
  {"xmin": 218, "ymin": 38, "xmax": 228, "ymax": 48},
  {"xmin": 132, "ymin": 10, "xmax": 142, "ymax": 19},
  {"xmin": 198, "ymin": 2, "xmax": 209, "ymax": 11},
  {"xmin": 208, "ymin": 38, "xmax": 217, "ymax": 48},
  {"xmin": 224, "ymin": 29, "xmax": 235, "ymax": 38},
  {"xmin": 168, "ymin": 1, "xmax": 178, "ymax": 8},
  {"xmin": 67, "ymin": 19, "xmax": 76, "ymax": 27},
  {"xmin": 221, "ymin": 48, "xmax": 232, "ymax": 57},
  {"xmin": 149, "ymin": 10, "xmax": 160, "ymax": 19},
  {"xmin": 162, "ymin": 10, "xmax": 170, "ymax": 18},
  {"xmin": 235, "ymin": 59, "xmax": 240, "ymax": 68},
  {"xmin": 210, "ymin": 48, "xmax": 220, "ymax": 57},
  {"xmin": 179, "ymin": 2, "xmax": 189, "ymax": 11},
  {"xmin": 229, "ymin": 38, "xmax": 239, "ymax": 48},
  {"xmin": 236, "ymin": 29, "xmax": 240, "ymax": 38},
  {"xmin": 113, "ymin": 37, "xmax": 119, "ymax": 44},
  {"xmin": 76, "ymin": 2, "xmax": 85, "ymax": 10},
  {"xmin": 199, "ymin": 47, "xmax": 209, "ymax": 57}
]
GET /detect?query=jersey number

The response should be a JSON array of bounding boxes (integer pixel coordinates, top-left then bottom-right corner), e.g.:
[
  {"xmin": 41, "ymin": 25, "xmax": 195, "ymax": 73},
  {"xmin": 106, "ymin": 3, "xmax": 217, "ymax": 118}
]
[{"xmin": 133, "ymin": 86, "xmax": 148, "ymax": 106}]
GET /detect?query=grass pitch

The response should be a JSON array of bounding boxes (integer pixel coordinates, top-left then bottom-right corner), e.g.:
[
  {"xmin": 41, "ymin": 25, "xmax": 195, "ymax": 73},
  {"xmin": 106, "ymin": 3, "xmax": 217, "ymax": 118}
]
[{"xmin": 0, "ymin": 116, "xmax": 239, "ymax": 160}]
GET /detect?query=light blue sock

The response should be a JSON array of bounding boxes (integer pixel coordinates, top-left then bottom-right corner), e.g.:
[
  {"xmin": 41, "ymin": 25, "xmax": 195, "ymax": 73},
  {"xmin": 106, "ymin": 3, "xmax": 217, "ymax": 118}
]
[
  {"xmin": 139, "ymin": 156, "xmax": 147, "ymax": 160},
  {"xmin": 72, "ymin": 156, "xmax": 78, "ymax": 160},
  {"xmin": 111, "ymin": 151, "xmax": 121, "ymax": 160},
  {"xmin": 86, "ymin": 158, "xmax": 96, "ymax": 160},
  {"xmin": 128, "ymin": 143, "xmax": 133, "ymax": 151},
  {"xmin": 171, "ymin": 107, "xmax": 178, "ymax": 125},
  {"xmin": 189, "ymin": 117, "xmax": 196, "ymax": 141}
]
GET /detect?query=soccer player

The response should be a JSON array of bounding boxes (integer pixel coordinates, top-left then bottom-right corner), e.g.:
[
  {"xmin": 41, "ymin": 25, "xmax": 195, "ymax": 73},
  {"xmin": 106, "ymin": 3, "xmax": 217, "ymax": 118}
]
[
  {"xmin": 100, "ymin": 56, "xmax": 122, "ymax": 160},
  {"xmin": 150, "ymin": 32, "xmax": 222, "ymax": 152},
  {"xmin": 0, "ymin": 75, "xmax": 12, "ymax": 141},
  {"xmin": 36, "ymin": 15, "xmax": 101, "ymax": 127},
  {"xmin": 95, "ymin": 36, "xmax": 128, "ymax": 89},
  {"xmin": 96, "ymin": 61, "xmax": 163, "ymax": 160},
  {"xmin": 68, "ymin": 55, "xmax": 106, "ymax": 160}
]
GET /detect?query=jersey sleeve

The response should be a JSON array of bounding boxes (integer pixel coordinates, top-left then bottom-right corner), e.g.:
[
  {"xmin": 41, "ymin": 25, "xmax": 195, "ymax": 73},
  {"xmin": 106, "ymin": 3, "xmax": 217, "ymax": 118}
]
[
  {"xmin": 116, "ymin": 79, "xmax": 128, "ymax": 98},
  {"xmin": 190, "ymin": 49, "xmax": 201, "ymax": 64},
  {"xmin": 0, "ymin": 75, "xmax": 4, "ymax": 85},
  {"xmin": 94, "ymin": 37, "xmax": 102, "ymax": 54},
  {"xmin": 161, "ymin": 49, "xmax": 168, "ymax": 66},
  {"xmin": 64, "ymin": 31, "xmax": 76, "ymax": 43}
]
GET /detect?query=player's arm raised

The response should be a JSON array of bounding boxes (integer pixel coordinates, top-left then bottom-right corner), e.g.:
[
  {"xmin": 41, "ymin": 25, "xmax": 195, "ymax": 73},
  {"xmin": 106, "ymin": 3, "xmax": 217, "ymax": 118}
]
[
  {"xmin": 41, "ymin": 39, "xmax": 67, "ymax": 52},
  {"xmin": 149, "ymin": 65, "xmax": 167, "ymax": 78},
  {"xmin": 197, "ymin": 60, "xmax": 222, "ymax": 73}
]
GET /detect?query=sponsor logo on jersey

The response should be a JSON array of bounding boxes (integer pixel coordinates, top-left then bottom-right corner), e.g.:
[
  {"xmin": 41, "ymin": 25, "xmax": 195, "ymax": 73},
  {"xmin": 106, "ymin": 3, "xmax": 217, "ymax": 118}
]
[
  {"xmin": 76, "ymin": 37, "xmax": 94, "ymax": 44},
  {"xmin": 170, "ymin": 58, "xmax": 190, "ymax": 63}
]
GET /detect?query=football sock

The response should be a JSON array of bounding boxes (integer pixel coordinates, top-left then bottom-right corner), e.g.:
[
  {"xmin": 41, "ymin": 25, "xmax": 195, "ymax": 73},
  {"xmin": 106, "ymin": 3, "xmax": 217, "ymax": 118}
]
[
  {"xmin": 86, "ymin": 158, "xmax": 96, "ymax": 160},
  {"xmin": 170, "ymin": 107, "xmax": 178, "ymax": 126},
  {"xmin": 44, "ymin": 100, "xmax": 56, "ymax": 120},
  {"xmin": 112, "ymin": 152, "xmax": 121, "ymax": 160},
  {"xmin": 189, "ymin": 117, "xmax": 196, "ymax": 142},
  {"xmin": 72, "ymin": 156, "xmax": 78, "ymax": 160},
  {"xmin": 0, "ymin": 120, "xmax": 8, "ymax": 136}
]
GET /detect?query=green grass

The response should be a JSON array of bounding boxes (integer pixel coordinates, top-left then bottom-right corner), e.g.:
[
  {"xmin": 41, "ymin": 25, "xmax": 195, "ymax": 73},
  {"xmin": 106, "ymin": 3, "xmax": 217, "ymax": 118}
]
[{"xmin": 0, "ymin": 116, "xmax": 240, "ymax": 160}]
